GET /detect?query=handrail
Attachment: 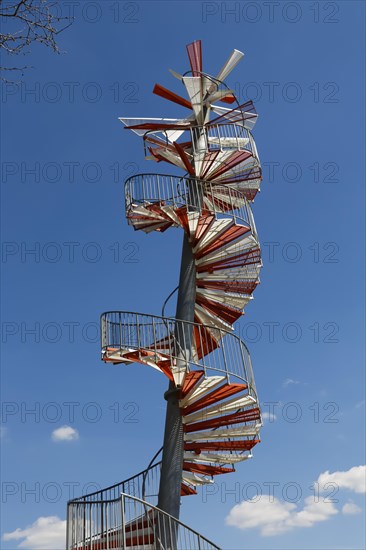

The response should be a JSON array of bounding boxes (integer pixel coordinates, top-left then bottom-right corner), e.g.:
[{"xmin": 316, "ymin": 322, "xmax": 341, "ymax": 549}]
[
  {"xmin": 191, "ymin": 124, "xmax": 254, "ymax": 153},
  {"xmin": 67, "ymin": 492, "xmax": 221, "ymax": 550},
  {"xmin": 100, "ymin": 311, "xmax": 258, "ymax": 399},
  {"xmin": 69, "ymin": 461, "xmax": 162, "ymax": 505},
  {"xmin": 143, "ymin": 123, "xmax": 257, "ymax": 152},
  {"xmin": 124, "ymin": 173, "xmax": 259, "ymax": 232}
]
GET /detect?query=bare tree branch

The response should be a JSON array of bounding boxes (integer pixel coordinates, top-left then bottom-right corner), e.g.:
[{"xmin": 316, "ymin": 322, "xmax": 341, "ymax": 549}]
[{"xmin": 0, "ymin": 0, "xmax": 73, "ymax": 79}]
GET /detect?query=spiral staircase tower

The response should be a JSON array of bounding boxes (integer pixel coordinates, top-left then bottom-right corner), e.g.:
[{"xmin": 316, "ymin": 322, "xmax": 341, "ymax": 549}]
[{"xmin": 67, "ymin": 41, "xmax": 263, "ymax": 550}]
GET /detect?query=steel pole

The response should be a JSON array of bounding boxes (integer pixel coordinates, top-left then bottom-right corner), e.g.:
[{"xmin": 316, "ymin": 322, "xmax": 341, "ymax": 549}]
[
  {"xmin": 157, "ymin": 230, "xmax": 196, "ymax": 519},
  {"xmin": 157, "ymin": 122, "xmax": 206, "ymax": 550}
]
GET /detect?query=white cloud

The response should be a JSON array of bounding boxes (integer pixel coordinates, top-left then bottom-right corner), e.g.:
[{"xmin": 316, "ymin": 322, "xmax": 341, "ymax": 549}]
[
  {"xmin": 226, "ymin": 496, "xmax": 338, "ymax": 536},
  {"xmin": 261, "ymin": 411, "xmax": 277, "ymax": 423},
  {"xmin": 226, "ymin": 497, "xmax": 295, "ymax": 535},
  {"xmin": 226, "ymin": 465, "xmax": 366, "ymax": 537},
  {"xmin": 51, "ymin": 425, "xmax": 79, "ymax": 442},
  {"xmin": 317, "ymin": 466, "xmax": 366, "ymax": 494},
  {"xmin": 282, "ymin": 378, "xmax": 300, "ymax": 388},
  {"xmin": 3, "ymin": 516, "xmax": 66, "ymax": 549},
  {"xmin": 342, "ymin": 502, "xmax": 362, "ymax": 515}
]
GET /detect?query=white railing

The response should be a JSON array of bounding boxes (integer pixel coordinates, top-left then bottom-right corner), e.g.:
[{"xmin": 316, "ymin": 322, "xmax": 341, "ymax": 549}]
[
  {"xmin": 67, "ymin": 492, "xmax": 221, "ymax": 550},
  {"xmin": 100, "ymin": 311, "xmax": 258, "ymax": 400},
  {"xmin": 125, "ymin": 174, "xmax": 258, "ymax": 234},
  {"xmin": 191, "ymin": 124, "xmax": 255, "ymax": 154},
  {"xmin": 69, "ymin": 461, "xmax": 162, "ymax": 508}
]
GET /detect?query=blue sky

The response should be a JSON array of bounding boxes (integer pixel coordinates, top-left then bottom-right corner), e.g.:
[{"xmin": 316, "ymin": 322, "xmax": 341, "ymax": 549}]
[{"xmin": 1, "ymin": 1, "xmax": 365, "ymax": 549}]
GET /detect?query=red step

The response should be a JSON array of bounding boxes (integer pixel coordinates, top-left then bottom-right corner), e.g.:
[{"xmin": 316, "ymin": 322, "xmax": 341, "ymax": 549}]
[
  {"xmin": 184, "ymin": 439, "xmax": 259, "ymax": 452},
  {"xmin": 180, "ymin": 371, "xmax": 205, "ymax": 399},
  {"xmin": 181, "ymin": 383, "xmax": 246, "ymax": 416},
  {"xmin": 183, "ymin": 461, "xmax": 234, "ymax": 476},
  {"xmin": 184, "ymin": 407, "xmax": 261, "ymax": 433},
  {"xmin": 195, "ymin": 223, "xmax": 250, "ymax": 259},
  {"xmin": 181, "ymin": 482, "xmax": 197, "ymax": 496}
]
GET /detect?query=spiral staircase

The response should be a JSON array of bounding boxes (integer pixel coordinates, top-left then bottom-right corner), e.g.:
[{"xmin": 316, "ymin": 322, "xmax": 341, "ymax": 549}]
[{"xmin": 67, "ymin": 41, "xmax": 263, "ymax": 550}]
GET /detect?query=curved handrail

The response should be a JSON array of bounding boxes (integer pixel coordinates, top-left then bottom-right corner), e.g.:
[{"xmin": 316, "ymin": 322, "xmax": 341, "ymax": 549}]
[
  {"xmin": 124, "ymin": 173, "xmax": 259, "ymax": 236},
  {"xmin": 191, "ymin": 124, "xmax": 255, "ymax": 153},
  {"xmin": 100, "ymin": 311, "xmax": 258, "ymax": 399},
  {"xmin": 67, "ymin": 492, "xmax": 221, "ymax": 550},
  {"xmin": 143, "ymin": 123, "xmax": 257, "ymax": 151},
  {"xmin": 69, "ymin": 461, "xmax": 161, "ymax": 506}
]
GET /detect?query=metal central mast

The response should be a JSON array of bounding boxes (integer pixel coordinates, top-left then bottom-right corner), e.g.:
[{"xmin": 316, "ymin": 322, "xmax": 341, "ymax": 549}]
[
  {"xmin": 157, "ymin": 231, "xmax": 196, "ymax": 518},
  {"xmin": 157, "ymin": 183, "xmax": 204, "ymax": 510},
  {"xmin": 158, "ymin": 124, "xmax": 207, "ymax": 522}
]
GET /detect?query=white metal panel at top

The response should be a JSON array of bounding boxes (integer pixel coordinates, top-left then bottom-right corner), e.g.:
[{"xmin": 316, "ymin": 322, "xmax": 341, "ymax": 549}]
[
  {"xmin": 183, "ymin": 76, "xmax": 204, "ymax": 125},
  {"xmin": 216, "ymin": 49, "xmax": 245, "ymax": 84},
  {"xmin": 118, "ymin": 116, "xmax": 187, "ymax": 136}
]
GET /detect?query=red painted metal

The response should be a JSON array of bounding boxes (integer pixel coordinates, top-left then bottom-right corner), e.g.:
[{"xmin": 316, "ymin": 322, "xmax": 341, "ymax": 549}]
[
  {"xmin": 195, "ymin": 223, "xmax": 250, "ymax": 259},
  {"xmin": 153, "ymin": 83, "xmax": 192, "ymax": 109},
  {"xmin": 184, "ymin": 407, "xmax": 261, "ymax": 432},
  {"xmin": 182, "ymin": 383, "xmax": 245, "ymax": 416},
  {"xmin": 125, "ymin": 512, "xmax": 156, "ymax": 533},
  {"xmin": 73, "ymin": 533, "xmax": 155, "ymax": 550},
  {"xmin": 193, "ymin": 322, "xmax": 220, "ymax": 358},
  {"xmin": 199, "ymin": 150, "xmax": 221, "ymax": 180},
  {"xmin": 207, "ymin": 150, "xmax": 252, "ymax": 181},
  {"xmin": 197, "ymin": 280, "xmax": 259, "ymax": 294},
  {"xmin": 173, "ymin": 141, "xmax": 195, "ymax": 175},
  {"xmin": 125, "ymin": 122, "xmax": 190, "ymax": 131},
  {"xmin": 180, "ymin": 371, "xmax": 205, "ymax": 399},
  {"xmin": 186, "ymin": 40, "xmax": 202, "ymax": 76},
  {"xmin": 196, "ymin": 247, "xmax": 261, "ymax": 273},
  {"xmin": 183, "ymin": 462, "xmax": 234, "ymax": 475},
  {"xmin": 209, "ymin": 100, "xmax": 257, "ymax": 125},
  {"xmin": 192, "ymin": 213, "xmax": 216, "ymax": 246},
  {"xmin": 181, "ymin": 483, "xmax": 197, "ymax": 496},
  {"xmin": 196, "ymin": 295, "xmax": 242, "ymax": 325},
  {"xmin": 219, "ymin": 94, "xmax": 236, "ymax": 104},
  {"xmin": 174, "ymin": 206, "xmax": 190, "ymax": 234},
  {"xmin": 184, "ymin": 439, "xmax": 259, "ymax": 452},
  {"xmin": 156, "ymin": 360, "xmax": 174, "ymax": 382}
]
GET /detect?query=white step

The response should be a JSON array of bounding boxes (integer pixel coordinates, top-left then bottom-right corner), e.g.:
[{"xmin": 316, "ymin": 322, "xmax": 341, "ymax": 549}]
[
  {"xmin": 197, "ymin": 266, "xmax": 261, "ymax": 281},
  {"xmin": 187, "ymin": 211, "xmax": 201, "ymax": 240},
  {"xmin": 195, "ymin": 304, "xmax": 233, "ymax": 331},
  {"xmin": 182, "ymin": 471, "xmax": 214, "ymax": 486},
  {"xmin": 184, "ymin": 451, "xmax": 251, "ymax": 465},
  {"xmin": 129, "ymin": 204, "xmax": 163, "ymax": 219},
  {"xmin": 196, "ymin": 288, "xmax": 252, "ymax": 310},
  {"xmin": 184, "ymin": 423, "xmax": 261, "ymax": 441},
  {"xmin": 193, "ymin": 218, "xmax": 232, "ymax": 254},
  {"xmin": 160, "ymin": 205, "xmax": 181, "ymax": 225},
  {"xmin": 196, "ymin": 234, "xmax": 258, "ymax": 265},
  {"xmin": 182, "ymin": 395, "xmax": 256, "ymax": 424},
  {"xmin": 179, "ymin": 375, "xmax": 226, "ymax": 408}
]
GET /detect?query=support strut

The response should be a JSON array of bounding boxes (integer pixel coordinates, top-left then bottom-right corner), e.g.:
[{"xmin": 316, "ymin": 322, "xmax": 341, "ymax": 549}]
[{"xmin": 157, "ymin": 177, "xmax": 203, "ymax": 548}]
